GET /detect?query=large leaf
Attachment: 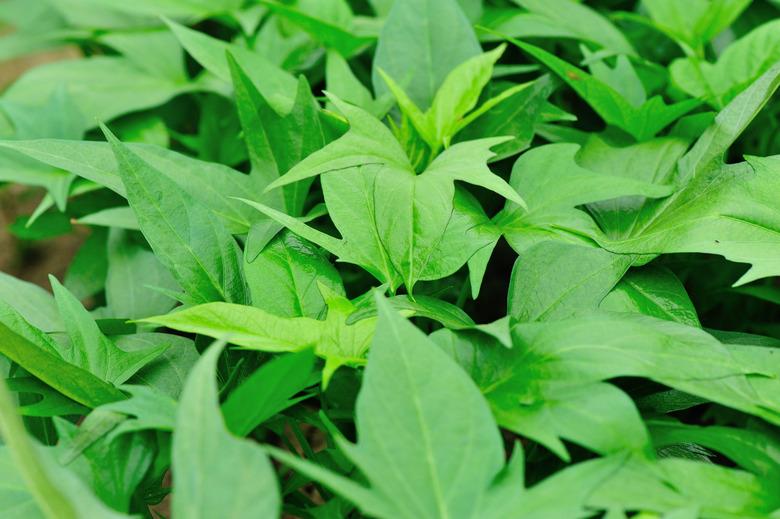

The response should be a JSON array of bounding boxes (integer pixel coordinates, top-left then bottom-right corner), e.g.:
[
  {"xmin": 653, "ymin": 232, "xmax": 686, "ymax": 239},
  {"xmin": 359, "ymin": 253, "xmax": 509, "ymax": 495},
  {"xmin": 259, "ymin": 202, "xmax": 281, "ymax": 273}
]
[
  {"xmin": 268, "ymin": 295, "xmax": 624, "ymax": 518},
  {"xmin": 508, "ymin": 242, "xmax": 633, "ymax": 322},
  {"xmin": 601, "ymin": 65, "xmax": 780, "ymax": 285},
  {"xmin": 104, "ymin": 126, "xmax": 246, "ymax": 304},
  {"xmin": 172, "ymin": 342, "xmax": 280, "ymax": 518},
  {"xmin": 244, "ymin": 95, "xmax": 521, "ymax": 292},
  {"xmin": 497, "ymin": 142, "xmax": 674, "ymax": 254},
  {"xmin": 3, "ymin": 57, "xmax": 191, "ymax": 125}
]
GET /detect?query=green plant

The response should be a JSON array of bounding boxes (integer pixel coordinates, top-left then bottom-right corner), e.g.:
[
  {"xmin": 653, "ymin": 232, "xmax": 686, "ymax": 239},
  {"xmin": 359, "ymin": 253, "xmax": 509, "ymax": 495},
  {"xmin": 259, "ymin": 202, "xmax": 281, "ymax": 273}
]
[{"xmin": 1, "ymin": 0, "xmax": 780, "ymax": 517}]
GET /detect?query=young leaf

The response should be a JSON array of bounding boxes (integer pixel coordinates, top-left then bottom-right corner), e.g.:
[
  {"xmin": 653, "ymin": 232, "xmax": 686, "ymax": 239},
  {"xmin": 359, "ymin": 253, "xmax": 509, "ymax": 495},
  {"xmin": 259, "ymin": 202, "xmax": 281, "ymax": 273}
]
[
  {"xmin": 372, "ymin": 0, "xmax": 481, "ymax": 110},
  {"xmin": 172, "ymin": 342, "xmax": 280, "ymax": 518}
]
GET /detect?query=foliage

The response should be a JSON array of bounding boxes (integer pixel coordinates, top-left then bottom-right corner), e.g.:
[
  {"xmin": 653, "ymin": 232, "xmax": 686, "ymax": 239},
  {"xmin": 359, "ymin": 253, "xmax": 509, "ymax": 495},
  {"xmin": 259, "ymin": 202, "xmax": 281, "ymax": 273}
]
[{"xmin": 1, "ymin": 0, "xmax": 780, "ymax": 517}]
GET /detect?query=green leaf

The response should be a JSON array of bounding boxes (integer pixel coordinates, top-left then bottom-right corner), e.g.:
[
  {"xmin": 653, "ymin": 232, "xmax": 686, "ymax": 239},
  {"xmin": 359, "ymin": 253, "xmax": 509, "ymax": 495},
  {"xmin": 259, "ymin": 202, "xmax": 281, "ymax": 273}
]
[
  {"xmin": 261, "ymin": 0, "xmax": 373, "ymax": 57},
  {"xmin": 670, "ymin": 19, "xmax": 780, "ymax": 107},
  {"xmin": 0, "ymin": 271, "xmax": 62, "ymax": 333},
  {"xmin": 105, "ymin": 229, "xmax": 180, "ymax": 320},
  {"xmin": 642, "ymin": 0, "xmax": 751, "ymax": 55},
  {"xmin": 589, "ymin": 456, "xmax": 779, "ymax": 517},
  {"xmin": 0, "ymin": 378, "xmax": 131, "ymax": 519},
  {"xmin": 227, "ymin": 53, "xmax": 326, "ymax": 216},
  {"xmin": 649, "ymin": 420, "xmax": 780, "ymax": 484},
  {"xmin": 3, "ymin": 57, "xmax": 190, "ymax": 126},
  {"xmin": 245, "ymin": 230, "xmax": 344, "ymax": 319},
  {"xmin": 0, "ymin": 322, "xmax": 125, "ymax": 409},
  {"xmin": 455, "ymin": 75, "xmax": 555, "ymax": 162},
  {"xmin": 103, "ymin": 126, "xmax": 246, "ymax": 304},
  {"xmin": 142, "ymin": 287, "xmax": 375, "ymax": 385},
  {"xmin": 508, "ymin": 0, "xmax": 636, "ymax": 55},
  {"xmin": 434, "ymin": 328, "xmax": 650, "ymax": 460},
  {"xmin": 54, "ymin": 417, "xmax": 153, "ymax": 512},
  {"xmin": 507, "ymin": 38, "xmax": 700, "ymax": 141},
  {"xmin": 372, "ymin": 0, "xmax": 481, "ymax": 110},
  {"xmin": 442, "ymin": 311, "xmax": 780, "ymax": 457},
  {"xmin": 497, "ymin": 143, "xmax": 674, "ymax": 254},
  {"xmin": 600, "ymin": 266, "xmax": 701, "ymax": 327},
  {"xmin": 326, "ymin": 50, "xmax": 389, "ymax": 117},
  {"xmin": 601, "ymin": 65, "xmax": 780, "ymax": 285},
  {"xmin": 508, "ymin": 242, "xmax": 634, "ymax": 322},
  {"xmin": 166, "ymin": 18, "xmax": 296, "ymax": 113},
  {"xmin": 271, "ymin": 294, "xmax": 505, "ymax": 518},
  {"xmin": 222, "ymin": 349, "xmax": 315, "ymax": 436},
  {"xmin": 379, "ymin": 45, "xmax": 507, "ymax": 149},
  {"xmin": 0, "ymin": 139, "xmax": 264, "ymax": 234},
  {"xmin": 49, "ymin": 275, "xmax": 167, "ymax": 384},
  {"xmin": 172, "ymin": 342, "xmax": 280, "ymax": 518},
  {"xmin": 250, "ymin": 95, "xmax": 520, "ymax": 292}
]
